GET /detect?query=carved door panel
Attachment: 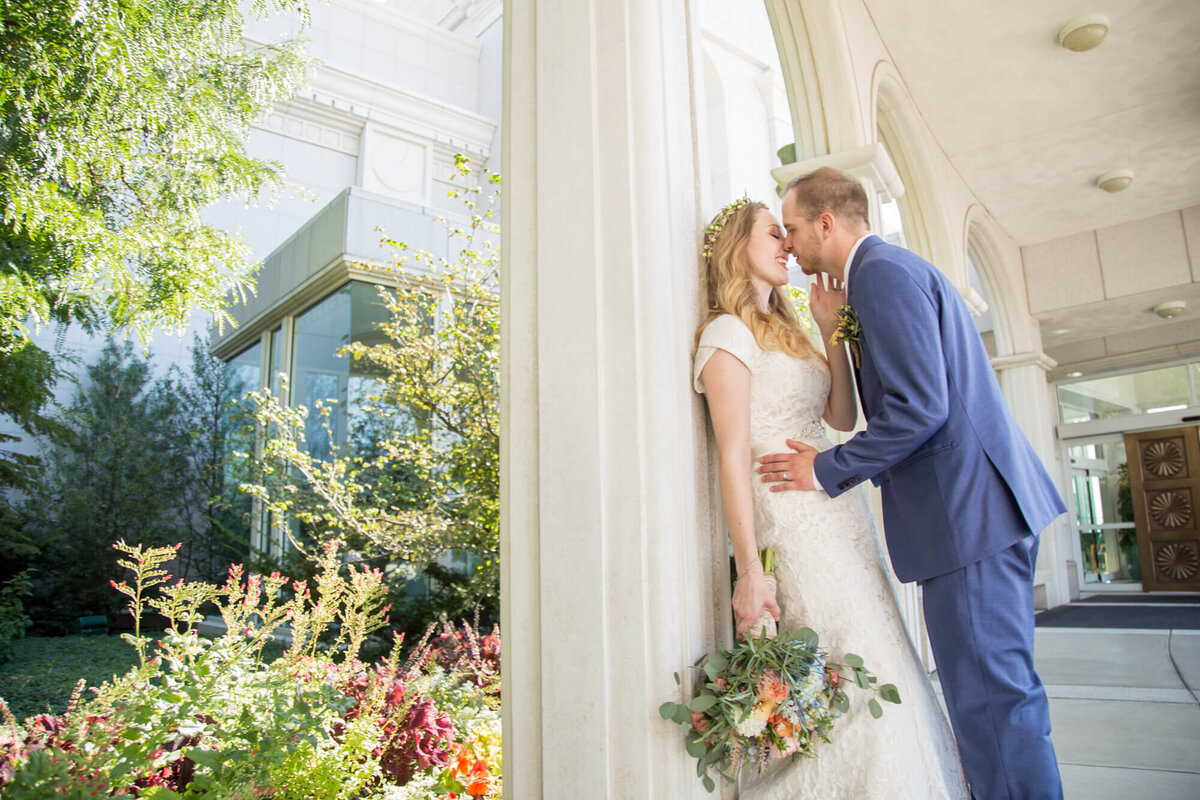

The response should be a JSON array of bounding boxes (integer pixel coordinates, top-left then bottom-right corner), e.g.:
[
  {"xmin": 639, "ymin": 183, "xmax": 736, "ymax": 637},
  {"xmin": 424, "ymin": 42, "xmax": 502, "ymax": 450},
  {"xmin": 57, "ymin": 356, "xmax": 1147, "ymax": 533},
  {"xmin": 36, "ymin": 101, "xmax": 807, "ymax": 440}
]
[{"xmin": 1124, "ymin": 426, "xmax": 1200, "ymax": 591}]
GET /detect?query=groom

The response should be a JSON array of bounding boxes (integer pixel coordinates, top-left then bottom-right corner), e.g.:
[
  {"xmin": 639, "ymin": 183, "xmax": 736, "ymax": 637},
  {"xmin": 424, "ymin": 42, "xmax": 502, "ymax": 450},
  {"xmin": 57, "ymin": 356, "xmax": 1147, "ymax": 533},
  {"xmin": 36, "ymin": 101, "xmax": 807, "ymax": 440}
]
[{"xmin": 761, "ymin": 167, "xmax": 1066, "ymax": 800}]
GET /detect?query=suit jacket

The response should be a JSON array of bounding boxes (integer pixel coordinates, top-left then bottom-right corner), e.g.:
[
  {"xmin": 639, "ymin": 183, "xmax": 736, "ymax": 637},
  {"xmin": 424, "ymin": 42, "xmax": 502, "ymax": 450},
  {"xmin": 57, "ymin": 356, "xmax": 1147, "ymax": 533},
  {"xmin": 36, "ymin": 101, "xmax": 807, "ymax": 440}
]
[{"xmin": 813, "ymin": 235, "xmax": 1066, "ymax": 582}]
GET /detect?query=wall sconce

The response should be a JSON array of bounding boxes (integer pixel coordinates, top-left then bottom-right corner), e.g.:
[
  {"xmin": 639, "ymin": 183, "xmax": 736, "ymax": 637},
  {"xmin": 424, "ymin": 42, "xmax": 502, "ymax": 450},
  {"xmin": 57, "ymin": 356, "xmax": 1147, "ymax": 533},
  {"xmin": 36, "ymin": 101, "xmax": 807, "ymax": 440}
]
[{"xmin": 1058, "ymin": 15, "xmax": 1110, "ymax": 52}]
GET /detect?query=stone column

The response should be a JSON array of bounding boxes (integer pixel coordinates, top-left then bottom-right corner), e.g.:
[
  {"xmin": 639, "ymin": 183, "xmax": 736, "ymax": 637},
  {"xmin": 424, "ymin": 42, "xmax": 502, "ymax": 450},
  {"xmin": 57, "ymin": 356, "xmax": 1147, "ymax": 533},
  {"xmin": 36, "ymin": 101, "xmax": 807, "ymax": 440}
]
[
  {"xmin": 501, "ymin": 1, "xmax": 724, "ymax": 796},
  {"xmin": 993, "ymin": 352, "xmax": 1073, "ymax": 609}
]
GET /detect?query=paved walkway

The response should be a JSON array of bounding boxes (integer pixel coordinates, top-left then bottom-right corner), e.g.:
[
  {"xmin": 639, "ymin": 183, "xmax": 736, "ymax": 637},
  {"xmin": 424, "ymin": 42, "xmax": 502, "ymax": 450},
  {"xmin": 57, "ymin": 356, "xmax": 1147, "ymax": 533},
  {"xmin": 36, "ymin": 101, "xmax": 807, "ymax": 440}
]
[
  {"xmin": 1034, "ymin": 601, "xmax": 1200, "ymax": 799},
  {"xmin": 932, "ymin": 594, "xmax": 1200, "ymax": 799}
]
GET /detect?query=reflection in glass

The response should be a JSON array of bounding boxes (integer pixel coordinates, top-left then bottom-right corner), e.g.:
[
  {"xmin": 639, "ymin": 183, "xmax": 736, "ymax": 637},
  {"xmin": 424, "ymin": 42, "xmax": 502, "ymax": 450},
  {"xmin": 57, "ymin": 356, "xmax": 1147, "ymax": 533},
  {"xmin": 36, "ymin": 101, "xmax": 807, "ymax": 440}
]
[
  {"xmin": 227, "ymin": 341, "xmax": 262, "ymax": 398},
  {"xmin": 1057, "ymin": 364, "xmax": 1193, "ymax": 424},
  {"xmin": 267, "ymin": 325, "xmax": 285, "ymax": 398},
  {"xmin": 1068, "ymin": 439, "xmax": 1140, "ymax": 584},
  {"xmin": 223, "ymin": 342, "xmax": 263, "ymax": 551},
  {"xmin": 291, "ymin": 282, "xmax": 396, "ymax": 459}
]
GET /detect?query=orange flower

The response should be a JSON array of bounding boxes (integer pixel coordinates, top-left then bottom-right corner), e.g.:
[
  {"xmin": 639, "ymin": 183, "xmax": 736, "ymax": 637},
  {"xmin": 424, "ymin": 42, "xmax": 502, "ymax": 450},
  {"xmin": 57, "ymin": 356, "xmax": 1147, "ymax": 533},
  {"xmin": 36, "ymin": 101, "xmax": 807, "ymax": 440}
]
[
  {"xmin": 757, "ymin": 669, "xmax": 788, "ymax": 704},
  {"xmin": 467, "ymin": 777, "xmax": 491, "ymax": 796},
  {"xmin": 770, "ymin": 715, "xmax": 794, "ymax": 738}
]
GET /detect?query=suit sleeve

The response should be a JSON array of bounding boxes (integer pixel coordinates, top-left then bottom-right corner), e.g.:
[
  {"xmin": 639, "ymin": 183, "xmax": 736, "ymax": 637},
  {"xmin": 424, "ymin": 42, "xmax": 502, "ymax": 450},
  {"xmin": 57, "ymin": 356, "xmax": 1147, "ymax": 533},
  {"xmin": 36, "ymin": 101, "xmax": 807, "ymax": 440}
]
[{"xmin": 814, "ymin": 259, "xmax": 949, "ymax": 496}]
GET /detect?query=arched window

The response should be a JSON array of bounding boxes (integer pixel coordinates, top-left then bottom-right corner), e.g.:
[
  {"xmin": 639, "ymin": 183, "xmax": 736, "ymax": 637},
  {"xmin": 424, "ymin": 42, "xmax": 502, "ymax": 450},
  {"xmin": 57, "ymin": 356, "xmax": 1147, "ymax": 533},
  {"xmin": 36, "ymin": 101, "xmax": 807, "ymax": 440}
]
[
  {"xmin": 697, "ymin": 0, "xmax": 794, "ymax": 210},
  {"xmin": 965, "ymin": 247, "xmax": 998, "ymax": 358}
]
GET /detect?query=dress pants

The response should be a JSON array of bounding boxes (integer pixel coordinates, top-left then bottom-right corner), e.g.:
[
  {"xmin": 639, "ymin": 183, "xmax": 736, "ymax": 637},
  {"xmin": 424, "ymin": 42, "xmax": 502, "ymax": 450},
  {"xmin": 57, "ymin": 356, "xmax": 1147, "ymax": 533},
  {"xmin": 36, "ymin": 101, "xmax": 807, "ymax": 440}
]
[{"xmin": 922, "ymin": 534, "xmax": 1063, "ymax": 800}]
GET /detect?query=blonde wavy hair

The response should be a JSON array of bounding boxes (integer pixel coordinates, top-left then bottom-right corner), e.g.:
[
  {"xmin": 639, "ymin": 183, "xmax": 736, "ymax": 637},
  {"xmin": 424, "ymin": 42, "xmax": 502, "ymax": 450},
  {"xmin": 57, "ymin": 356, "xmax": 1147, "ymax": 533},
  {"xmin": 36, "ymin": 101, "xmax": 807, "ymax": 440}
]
[{"xmin": 695, "ymin": 201, "xmax": 824, "ymax": 362}]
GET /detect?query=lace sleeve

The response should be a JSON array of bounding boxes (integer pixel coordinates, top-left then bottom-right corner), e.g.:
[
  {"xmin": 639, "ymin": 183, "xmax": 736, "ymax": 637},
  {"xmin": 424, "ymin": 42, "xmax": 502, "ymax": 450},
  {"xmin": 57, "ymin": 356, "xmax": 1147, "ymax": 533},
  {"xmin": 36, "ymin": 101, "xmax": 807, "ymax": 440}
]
[{"xmin": 693, "ymin": 314, "xmax": 757, "ymax": 394}]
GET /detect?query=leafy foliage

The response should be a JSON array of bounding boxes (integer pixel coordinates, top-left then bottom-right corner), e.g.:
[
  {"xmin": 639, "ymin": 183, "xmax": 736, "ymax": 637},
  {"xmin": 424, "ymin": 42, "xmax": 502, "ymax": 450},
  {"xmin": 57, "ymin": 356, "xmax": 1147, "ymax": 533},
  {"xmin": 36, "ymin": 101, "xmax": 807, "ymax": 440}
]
[
  {"xmin": 21, "ymin": 341, "xmax": 191, "ymax": 630},
  {"xmin": 0, "ymin": 541, "xmax": 501, "ymax": 798},
  {"xmin": 0, "ymin": 570, "xmax": 31, "ymax": 664},
  {"xmin": 659, "ymin": 626, "xmax": 901, "ymax": 791},
  {"xmin": 239, "ymin": 156, "xmax": 501, "ymax": 635},
  {"xmin": 17, "ymin": 338, "xmax": 254, "ymax": 631},
  {"xmin": 0, "ymin": 0, "xmax": 309, "ymax": 485}
]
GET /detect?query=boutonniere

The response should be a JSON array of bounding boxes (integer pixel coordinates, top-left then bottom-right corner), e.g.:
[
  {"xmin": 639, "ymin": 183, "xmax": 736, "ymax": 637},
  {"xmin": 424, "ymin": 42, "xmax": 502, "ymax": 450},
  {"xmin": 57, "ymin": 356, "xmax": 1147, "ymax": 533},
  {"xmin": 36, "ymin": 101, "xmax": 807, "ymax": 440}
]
[{"xmin": 830, "ymin": 305, "xmax": 862, "ymax": 367}]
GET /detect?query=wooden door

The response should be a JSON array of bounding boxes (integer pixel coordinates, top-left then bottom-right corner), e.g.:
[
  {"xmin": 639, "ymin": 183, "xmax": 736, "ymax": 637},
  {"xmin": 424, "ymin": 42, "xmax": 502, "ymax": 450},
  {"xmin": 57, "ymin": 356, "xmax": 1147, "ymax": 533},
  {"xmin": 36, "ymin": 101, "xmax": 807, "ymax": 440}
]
[{"xmin": 1124, "ymin": 426, "xmax": 1200, "ymax": 591}]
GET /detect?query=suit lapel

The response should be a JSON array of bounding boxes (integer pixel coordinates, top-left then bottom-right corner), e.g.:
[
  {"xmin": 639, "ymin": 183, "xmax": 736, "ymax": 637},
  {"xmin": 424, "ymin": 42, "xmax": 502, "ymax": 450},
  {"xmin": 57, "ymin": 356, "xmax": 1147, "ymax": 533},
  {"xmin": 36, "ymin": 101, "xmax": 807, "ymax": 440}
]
[{"xmin": 845, "ymin": 236, "xmax": 882, "ymax": 403}]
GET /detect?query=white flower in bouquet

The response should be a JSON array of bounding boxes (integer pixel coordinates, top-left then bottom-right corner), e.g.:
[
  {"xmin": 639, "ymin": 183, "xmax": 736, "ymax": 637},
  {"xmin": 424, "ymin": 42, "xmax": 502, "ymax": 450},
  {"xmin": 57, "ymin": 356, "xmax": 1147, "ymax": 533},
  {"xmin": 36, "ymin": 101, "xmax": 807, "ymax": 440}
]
[{"xmin": 735, "ymin": 702, "xmax": 772, "ymax": 738}]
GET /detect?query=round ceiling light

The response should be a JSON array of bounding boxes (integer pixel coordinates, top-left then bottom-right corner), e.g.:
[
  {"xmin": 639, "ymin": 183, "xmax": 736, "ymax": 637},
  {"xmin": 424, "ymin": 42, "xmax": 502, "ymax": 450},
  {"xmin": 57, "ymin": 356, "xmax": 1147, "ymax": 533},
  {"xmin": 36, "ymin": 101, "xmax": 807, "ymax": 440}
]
[
  {"xmin": 1096, "ymin": 169, "xmax": 1133, "ymax": 193},
  {"xmin": 1154, "ymin": 301, "xmax": 1186, "ymax": 320},
  {"xmin": 1058, "ymin": 14, "xmax": 1110, "ymax": 52}
]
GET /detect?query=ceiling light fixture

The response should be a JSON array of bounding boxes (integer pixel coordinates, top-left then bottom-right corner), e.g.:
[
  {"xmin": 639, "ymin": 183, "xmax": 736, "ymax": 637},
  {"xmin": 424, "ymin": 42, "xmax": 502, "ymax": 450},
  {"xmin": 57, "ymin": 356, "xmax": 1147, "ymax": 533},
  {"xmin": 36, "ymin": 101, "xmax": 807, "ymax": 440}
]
[
  {"xmin": 1154, "ymin": 301, "xmax": 1186, "ymax": 319},
  {"xmin": 1096, "ymin": 169, "xmax": 1133, "ymax": 193},
  {"xmin": 1058, "ymin": 14, "xmax": 1110, "ymax": 52}
]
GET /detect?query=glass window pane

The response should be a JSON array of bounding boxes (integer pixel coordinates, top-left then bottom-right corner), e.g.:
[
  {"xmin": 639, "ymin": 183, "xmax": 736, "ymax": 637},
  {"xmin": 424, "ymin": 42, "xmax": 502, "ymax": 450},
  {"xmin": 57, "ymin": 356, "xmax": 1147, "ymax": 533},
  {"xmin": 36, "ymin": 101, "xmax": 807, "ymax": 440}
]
[
  {"xmin": 1068, "ymin": 438, "xmax": 1140, "ymax": 584},
  {"xmin": 227, "ymin": 341, "xmax": 262, "ymax": 395},
  {"xmin": 1057, "ymin": 364, "xmax": 1192, "ymax": 424},
  {"xmin": 965, "ymin": 250, "xmax": 997, "ymax": 359},
  {"xmin": 291, "ymin": 282, "xmax": 397, "ymax": 459},
  {"xmin": 221, "ymin": 341, "xmax": 262, "ymax": 549},
  {"xmin": 267, "ymin": 325, "xmax": 285, "ymax": 397},
  {"xmin": 293, "ymin": 286, "xmax": 352, "ymax": 457}
]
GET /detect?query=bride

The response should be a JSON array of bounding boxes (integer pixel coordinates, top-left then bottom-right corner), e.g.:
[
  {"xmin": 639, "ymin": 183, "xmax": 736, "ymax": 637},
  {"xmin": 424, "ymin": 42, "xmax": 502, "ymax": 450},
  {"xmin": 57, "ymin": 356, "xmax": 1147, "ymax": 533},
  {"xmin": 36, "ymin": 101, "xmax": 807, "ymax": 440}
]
[{"xmin": 693, "ymin": 197, "xmax": 968, "ymax": 798}]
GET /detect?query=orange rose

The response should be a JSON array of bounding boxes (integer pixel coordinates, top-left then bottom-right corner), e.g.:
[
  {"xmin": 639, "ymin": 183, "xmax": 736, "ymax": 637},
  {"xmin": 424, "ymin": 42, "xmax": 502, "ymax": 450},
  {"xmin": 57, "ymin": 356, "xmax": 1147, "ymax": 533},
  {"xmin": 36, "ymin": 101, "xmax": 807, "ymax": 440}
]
[{"xmin": 467, "ymin": 777, "xmax": 491, "ymax": 796}]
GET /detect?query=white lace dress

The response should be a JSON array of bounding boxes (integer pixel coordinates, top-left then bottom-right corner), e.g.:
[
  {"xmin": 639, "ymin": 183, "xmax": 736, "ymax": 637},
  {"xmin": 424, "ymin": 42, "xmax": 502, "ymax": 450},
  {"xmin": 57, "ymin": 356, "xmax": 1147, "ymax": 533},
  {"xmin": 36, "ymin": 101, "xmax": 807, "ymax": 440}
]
[{"xmin": 694, "ymin": 314, "xmax": 968, "ymax": 800}]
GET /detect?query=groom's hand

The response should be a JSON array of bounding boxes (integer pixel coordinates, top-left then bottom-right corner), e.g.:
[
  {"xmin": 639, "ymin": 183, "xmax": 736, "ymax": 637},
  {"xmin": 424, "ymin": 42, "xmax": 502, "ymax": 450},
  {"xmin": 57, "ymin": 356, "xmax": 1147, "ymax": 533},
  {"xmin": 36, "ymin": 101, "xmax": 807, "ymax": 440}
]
[{"xmin": 758, "ymin": 440, "xmax": 818, "ymax": 491}]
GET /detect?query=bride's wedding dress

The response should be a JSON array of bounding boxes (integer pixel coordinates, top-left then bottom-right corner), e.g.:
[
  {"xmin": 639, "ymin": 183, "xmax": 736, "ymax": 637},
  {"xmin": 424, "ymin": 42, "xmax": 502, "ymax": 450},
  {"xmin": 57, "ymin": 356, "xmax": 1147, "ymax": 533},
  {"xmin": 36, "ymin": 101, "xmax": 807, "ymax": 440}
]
[{"xmin": 695, "ymin": 314, "xmax": 968, "ymax": 799}]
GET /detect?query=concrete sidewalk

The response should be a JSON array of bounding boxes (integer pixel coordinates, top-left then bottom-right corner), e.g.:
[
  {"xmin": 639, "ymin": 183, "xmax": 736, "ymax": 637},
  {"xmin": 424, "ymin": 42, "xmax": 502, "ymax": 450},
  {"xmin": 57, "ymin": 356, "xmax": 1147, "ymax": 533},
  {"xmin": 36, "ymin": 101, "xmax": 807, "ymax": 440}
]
[
  {"xmin": 1036, "ymin": 624, "xmax": 1200, "ymax": 799},
  {"xmin": 930, "ymin": 601, "xmax": 1200, "ymax": 799}
]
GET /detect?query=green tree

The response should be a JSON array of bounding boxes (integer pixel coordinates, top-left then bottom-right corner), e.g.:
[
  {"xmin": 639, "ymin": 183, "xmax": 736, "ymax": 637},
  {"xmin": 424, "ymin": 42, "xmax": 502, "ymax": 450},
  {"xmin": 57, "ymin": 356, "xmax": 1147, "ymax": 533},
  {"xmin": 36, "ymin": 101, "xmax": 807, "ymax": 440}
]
[
  {"xmin": 173, "ymin": 335, "xmax": 257, "ymax": 583},
  {"xmin": 0, "ymin": 0, "xmax": 308, "ymax": 476},
  {"xmin": 24, "ymin": 340, "xmax": 193, "ymax": 629},
  {"xmin": 242, "ymin": 157, "xmax": 500, "ymax": 634}
]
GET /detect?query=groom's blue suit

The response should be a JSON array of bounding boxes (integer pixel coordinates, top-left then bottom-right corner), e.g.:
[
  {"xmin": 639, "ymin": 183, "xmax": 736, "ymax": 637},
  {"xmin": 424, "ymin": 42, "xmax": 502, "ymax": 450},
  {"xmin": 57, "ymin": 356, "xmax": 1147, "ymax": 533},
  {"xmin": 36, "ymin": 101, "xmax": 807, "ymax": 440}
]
[{"xmin": 812, "ymin": 235, "xmax": 1066, "ymax": 800}]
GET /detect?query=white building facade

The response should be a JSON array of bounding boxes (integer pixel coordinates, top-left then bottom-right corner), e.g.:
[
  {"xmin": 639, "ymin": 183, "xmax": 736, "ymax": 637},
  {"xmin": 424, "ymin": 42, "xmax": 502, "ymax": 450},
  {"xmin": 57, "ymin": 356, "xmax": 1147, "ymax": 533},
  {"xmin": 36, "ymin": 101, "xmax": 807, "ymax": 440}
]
[{"xmin": 500, "ymin": 0, "xmax": 1200, "ymax": 795}]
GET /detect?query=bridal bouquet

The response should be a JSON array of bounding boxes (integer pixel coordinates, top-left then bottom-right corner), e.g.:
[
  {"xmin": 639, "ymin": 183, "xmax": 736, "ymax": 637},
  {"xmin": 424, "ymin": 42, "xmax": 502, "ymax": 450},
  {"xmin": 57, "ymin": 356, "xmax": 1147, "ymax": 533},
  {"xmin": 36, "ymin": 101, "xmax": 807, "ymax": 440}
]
[{"xmin": 659, "ymin": 549, "xmax": 901, "ymax": 792}]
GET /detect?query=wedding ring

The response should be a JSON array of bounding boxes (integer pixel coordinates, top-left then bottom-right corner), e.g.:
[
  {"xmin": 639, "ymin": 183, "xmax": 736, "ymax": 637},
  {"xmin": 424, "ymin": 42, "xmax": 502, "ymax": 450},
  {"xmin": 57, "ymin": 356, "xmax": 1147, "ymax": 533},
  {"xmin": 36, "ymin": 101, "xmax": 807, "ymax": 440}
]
[{"xmin": 783, "ymin": 472, "xmax": 789, "ymax": 481}]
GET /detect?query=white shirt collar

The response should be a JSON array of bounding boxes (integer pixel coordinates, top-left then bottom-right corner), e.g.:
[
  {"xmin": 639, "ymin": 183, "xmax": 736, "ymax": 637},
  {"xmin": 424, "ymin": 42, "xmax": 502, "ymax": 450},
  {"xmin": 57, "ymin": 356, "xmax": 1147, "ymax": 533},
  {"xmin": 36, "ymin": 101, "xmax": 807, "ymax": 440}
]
[{"xmin": 843, "ymin": 234, "xmax": 871, "ymax": 291}]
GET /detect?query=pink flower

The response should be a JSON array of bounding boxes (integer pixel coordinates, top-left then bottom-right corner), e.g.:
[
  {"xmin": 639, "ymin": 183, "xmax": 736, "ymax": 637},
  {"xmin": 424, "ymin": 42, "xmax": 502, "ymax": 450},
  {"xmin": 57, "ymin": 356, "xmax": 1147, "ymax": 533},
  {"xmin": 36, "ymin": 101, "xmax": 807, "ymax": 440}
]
[{"xmin": 690, "ymin": 711, "xmax": 711, "ymax": 732}]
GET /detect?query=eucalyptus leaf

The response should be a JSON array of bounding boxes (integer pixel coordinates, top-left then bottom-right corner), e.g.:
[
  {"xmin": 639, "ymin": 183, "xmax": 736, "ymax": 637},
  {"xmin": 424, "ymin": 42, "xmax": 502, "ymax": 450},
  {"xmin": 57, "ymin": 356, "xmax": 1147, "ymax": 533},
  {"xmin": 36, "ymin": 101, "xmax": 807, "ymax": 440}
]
[
  {"xmin": 868, "ymin": 698, "xmax": 883, "ymax": 719},
  {"xmin": 660, "ymin": 701, "xmax": 680, "ymax": 721},
  {"xmin": 689, "ymin": 694, "xmax": 718, "ymax": 713},
  {"xmin": 703, "ymin": 775, "xmax": 716, "ymax": 793},
  {"xmin": 854, "ymin": 670, "xmax": 870, "ymax": 690},
  {"xmin": 842, "ymin": 653, "xmax": 864, "ymax": 668},
  {"xmin": 879, "ymin": 684, "xmax": 902, "ymax": 704},
  {"xmin": 686, "ymin": 736, "xmax": 709, "ymax": 758}
]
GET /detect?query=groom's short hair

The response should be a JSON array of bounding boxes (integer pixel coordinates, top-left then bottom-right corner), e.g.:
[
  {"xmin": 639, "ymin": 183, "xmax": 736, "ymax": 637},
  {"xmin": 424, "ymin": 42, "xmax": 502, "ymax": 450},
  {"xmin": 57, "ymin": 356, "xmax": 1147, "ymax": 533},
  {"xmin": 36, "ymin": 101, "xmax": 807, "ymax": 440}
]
[{"xmin": 783, "ymin": 167, "xmax": 870, "ymax": 227}]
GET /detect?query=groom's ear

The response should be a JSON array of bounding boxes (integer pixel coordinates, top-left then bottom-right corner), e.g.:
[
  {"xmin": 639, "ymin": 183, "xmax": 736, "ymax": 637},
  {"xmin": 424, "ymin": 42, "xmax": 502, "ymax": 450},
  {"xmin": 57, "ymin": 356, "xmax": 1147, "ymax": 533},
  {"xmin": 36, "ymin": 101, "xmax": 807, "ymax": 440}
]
[{"xmin": 820, "ymin": 212, "xmax": 836, "ymax": 238}]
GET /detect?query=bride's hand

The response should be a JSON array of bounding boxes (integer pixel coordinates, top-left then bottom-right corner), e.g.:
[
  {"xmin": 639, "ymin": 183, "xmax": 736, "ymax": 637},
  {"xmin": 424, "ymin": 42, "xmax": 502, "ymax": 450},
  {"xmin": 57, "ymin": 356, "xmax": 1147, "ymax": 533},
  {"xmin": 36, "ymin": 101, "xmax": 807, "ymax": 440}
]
[
  {"xmin": 732, "ymin": 567, "xmax": 781, "ymax": 640},
  {"xmin": 809, "ymin": 273, "xmax": 846, "ymax": 338}
]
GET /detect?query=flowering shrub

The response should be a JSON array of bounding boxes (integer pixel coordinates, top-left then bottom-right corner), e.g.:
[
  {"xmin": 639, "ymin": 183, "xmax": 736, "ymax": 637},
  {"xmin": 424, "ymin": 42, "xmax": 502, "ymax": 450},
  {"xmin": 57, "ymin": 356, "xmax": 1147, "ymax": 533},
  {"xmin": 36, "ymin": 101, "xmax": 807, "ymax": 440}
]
[{"xmin": 0, "ymin": 541, "xmax": 501, "ymax": 798}]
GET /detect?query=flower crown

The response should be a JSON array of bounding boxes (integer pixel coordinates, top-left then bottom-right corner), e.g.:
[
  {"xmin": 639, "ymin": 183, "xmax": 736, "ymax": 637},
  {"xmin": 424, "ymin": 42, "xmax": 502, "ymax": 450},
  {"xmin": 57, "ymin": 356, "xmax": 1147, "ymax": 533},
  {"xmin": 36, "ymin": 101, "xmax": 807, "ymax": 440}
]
[{"xmin": 702, "ymin": 195, "xmax": 753, "ymax": 261}]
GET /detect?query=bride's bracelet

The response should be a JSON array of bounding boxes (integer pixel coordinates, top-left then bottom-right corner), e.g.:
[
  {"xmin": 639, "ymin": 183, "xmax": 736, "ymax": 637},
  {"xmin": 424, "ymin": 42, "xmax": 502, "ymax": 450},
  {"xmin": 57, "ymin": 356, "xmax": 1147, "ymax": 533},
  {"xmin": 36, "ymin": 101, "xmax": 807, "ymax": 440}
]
[{"xmin": 736, "ymin": 557, "xmax": 762, "ymax": 580}]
